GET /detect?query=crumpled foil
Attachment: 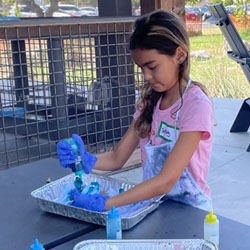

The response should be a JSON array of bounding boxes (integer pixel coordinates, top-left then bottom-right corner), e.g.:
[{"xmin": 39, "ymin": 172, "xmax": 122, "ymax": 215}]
[
  {"xmin": 73, "ymin": 239, "xmax": 218, "ymax": 250},
  {"xmin": 31, "ymin": 173, "xmax": 163, "ymax": 230}
]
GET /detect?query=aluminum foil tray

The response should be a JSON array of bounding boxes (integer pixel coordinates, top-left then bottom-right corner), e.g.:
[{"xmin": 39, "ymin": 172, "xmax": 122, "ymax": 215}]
[
  {"xmin": 31, "ymin": 173, "xmax": 163, "ymax": 230},
  {"xmin": 73, "ymin": 239, "xmax": 218, "ymax": 250}
]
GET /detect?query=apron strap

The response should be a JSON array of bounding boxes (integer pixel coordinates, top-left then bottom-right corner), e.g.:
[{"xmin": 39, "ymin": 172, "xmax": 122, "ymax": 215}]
[
  {"xmin": 175, "ymin": 78, "xmax": 192, "ymax": 139},
  {"xmin": 175, "ymin": 78, "xmax": 192, "ymax": 122}
]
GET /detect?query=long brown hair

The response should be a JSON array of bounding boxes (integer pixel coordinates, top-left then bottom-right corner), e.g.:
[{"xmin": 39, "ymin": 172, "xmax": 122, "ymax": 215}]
[{"xmin": 130, "ymin": 10, "xmax": 191, "ymax": 138}]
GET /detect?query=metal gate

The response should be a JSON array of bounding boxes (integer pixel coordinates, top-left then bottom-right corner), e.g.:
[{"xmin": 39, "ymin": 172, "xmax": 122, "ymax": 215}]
[{"xmin": 0, "ymin": 17, "xmax": 142, "ymax": 169}]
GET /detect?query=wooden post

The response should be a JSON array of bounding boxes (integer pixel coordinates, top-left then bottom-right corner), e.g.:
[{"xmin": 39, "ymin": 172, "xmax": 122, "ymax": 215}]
[
  {"xmin": 140, "ymin": 0, "xmax": 185, "ymax": 22},
  {"xmin": 98, "ymin": 0, "xmax": 132, "ymax": 16}
]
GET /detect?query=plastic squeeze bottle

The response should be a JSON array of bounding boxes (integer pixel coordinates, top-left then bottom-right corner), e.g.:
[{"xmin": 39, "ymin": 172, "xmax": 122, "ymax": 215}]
[
  {"xmin": 204, "ymin": 210, "xmax": 219, "ymax": 248},
  {"xmin": 106, "ymin": 206, "xmax": 122, "ymax": 240},
  {"xmin": 30, "ymin": 238, "xmax": 45, "ymax": 250},
  {"xmin": 64, "ymin": 137, "xmax": 86, "ymax": 192},
  {"xmin": 65, "ymin": 138, "xmax": 84, "ymax": 177}
]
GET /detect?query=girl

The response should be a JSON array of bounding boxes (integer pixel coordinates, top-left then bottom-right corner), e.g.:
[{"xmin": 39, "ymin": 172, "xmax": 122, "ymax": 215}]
[{"xmin": 57, "ymin": 10, "xmax": 214, "ymax": 211}]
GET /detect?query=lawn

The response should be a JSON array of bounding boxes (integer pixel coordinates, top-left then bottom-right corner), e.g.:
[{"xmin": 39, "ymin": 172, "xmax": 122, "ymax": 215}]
[{"xmin": 189, "ymin": 28, "xmax": 250, "ymax": 99}]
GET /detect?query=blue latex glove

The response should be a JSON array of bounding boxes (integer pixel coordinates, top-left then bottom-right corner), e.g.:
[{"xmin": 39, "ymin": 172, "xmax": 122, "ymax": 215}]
[
  {"xmin": 57, "ymin": 134, "xmax": 98, "ymax": 174},
  {"xmin": 57, "ymin": 141, "xmax": 77, "ymax": 168},
  {"xmin": 71, "ymin": 188, "xmax": 109, "ymax": 212},
  {"xmin": 72, "ymin": 134, "xmax": 98, "ymax": 174}
]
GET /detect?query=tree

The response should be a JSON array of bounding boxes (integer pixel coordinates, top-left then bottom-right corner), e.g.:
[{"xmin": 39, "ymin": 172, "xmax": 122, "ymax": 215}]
[
  {"xmin": 43, "ymin": 0, "xmax": 59, "ymax": 17},
  {"xmin": 186, "ymin": 0, "xmax": 199, "ymax": 6},
  {"xmin": 224, "ymin": 0, "xmax": 233, "ymax": 6},
  {"xmin": 2, "ymin": 0, "xmax": 100, "ymax": 17},
  {"xmin": 232, "ymin": 0, "xmax": 250, "ymax": 28},
  {"xmin": 2, "ymin": 0, "xmax": 59, "ymax": 17},
  {"xmin": 132, "ymin": 0, "xmax": 140, "ymax": 8},
  {"xmin": 235, "ymin": 0, "xmax": 250, "ymax": 14},
  {"xmin": 211, "ymin": 0, "xmax": 222, "ymax": 4}
]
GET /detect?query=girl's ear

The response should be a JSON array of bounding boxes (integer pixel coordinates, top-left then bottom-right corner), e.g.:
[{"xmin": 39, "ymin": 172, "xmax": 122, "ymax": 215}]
[{"xmin": 175, "ymin": 46, "xmax": 187, "ymax": 64}]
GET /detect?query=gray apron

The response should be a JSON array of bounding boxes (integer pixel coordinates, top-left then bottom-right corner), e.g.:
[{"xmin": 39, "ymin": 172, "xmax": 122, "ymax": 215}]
[{"xmin": 143, "ymin": 79, "xmax": 212, "ymax": 211}]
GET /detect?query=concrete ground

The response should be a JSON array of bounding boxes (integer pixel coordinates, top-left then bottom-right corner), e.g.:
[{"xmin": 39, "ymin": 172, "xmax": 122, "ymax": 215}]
[{"xmin": 108, "ymin": 97, "xmax": 250, "ymax": 226}]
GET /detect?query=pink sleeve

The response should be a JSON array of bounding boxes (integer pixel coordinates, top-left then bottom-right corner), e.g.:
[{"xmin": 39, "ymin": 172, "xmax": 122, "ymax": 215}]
[{"xmin": 179, "ymin": 97, "xmax": 214, "ymax": 140}]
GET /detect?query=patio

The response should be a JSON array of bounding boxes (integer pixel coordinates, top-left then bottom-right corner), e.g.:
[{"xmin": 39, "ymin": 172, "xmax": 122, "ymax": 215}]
[{"xmin": 0, "ymin": 1, "xmax": 249, "ymax": 229}]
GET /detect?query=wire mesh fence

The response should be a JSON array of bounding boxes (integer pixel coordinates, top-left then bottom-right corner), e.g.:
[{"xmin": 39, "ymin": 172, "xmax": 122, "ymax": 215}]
[{"xmin": 0, "ymin": 17, "xmax": 142, "ymax": 170}]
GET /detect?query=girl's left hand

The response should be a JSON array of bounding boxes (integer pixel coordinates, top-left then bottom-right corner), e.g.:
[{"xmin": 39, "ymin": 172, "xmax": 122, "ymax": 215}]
[{"xmin": 71, "ymin": 188, "xmax": 109, "ymax": 212}]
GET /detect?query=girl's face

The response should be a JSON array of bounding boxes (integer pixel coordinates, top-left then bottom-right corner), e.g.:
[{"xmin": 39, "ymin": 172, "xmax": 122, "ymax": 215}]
[{"xmin": 132, "ymin": 48, "xmax": 181, "ymax": 93}]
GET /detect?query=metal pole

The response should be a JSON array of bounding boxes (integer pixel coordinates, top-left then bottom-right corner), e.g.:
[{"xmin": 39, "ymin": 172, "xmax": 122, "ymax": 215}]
[
  {"xmin": 11, "ymin": 40, "xmax": 29, "ymax": 108},
  {"xmin": 47, "ymin": 38, "xmax": 68, "ymax": 140}
]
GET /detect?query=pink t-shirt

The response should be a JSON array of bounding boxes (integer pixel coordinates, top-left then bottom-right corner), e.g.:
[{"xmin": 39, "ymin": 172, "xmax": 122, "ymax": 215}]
[{"xmin": 134, "ymin": 86, "xmax": 214, "ymax": 196}]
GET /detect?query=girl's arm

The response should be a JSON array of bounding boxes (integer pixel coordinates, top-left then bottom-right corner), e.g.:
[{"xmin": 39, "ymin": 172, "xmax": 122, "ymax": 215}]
[
  {"xmin": 93, "ymin": 119, "xmax": 140, "ymax": 171},
  {"xmin": 104, "ymin": 131, "xmax": 202, "ymax": 210}
]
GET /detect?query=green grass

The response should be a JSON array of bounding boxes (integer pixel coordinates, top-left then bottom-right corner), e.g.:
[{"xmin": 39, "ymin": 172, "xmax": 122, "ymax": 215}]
[
  {"xmin": 189, "ymin": 30, "xmax": 250, "ymax": 99},
  {"xmin": 239, "ymin": 29, "xmax": 250, "ymax": 40}
]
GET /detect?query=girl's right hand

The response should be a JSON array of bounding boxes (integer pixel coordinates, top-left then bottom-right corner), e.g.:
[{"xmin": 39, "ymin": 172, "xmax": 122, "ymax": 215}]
[{"xmin": 57, "ymin": 134, "xmax": 98, "ymax": 174}]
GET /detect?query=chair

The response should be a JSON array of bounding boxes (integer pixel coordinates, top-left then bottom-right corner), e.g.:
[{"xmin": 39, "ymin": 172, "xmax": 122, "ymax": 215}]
[{"xmin": 207, "ymin": 3, "xmax": 250, "ymax": 152}]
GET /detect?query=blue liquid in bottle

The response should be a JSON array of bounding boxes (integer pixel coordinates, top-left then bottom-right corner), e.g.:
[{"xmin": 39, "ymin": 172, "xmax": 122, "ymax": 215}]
[
  {"xmin": 106, "ymin": 206, "xmax": 122, "ymax": 240},
  {"xmin": 65, "ymin": 138, "xmax": 85, "ymax": 192},
  {"xmin": 30, "ymin": 238, "xmax": 44, "ymax": 250},
  {"xmin": 65, "ymin": 138, "xmax": 84, "ymax": 176},
  {"xmin": 65, "ymin": 137, "xmax": 100, "ymax": 195}
]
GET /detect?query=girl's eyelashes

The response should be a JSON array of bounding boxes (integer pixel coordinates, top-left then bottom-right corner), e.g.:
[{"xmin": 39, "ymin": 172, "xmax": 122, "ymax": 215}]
[
  {"xmin": 148, "ymin": 66, "xmax": 156, "ymax": 70},
  {"xmin": 147, "ymin": 64, "xmax": 157, "ymax": 70},
  {"xmin": 137, "ymin": 64, "xmax": 156, "ymax": 71}
]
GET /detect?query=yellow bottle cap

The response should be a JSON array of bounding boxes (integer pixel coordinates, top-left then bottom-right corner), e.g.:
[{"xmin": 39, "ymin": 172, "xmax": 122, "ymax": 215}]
[{"xmin": 205, "ymin": 210, "xmax": 217, "ymax": 223}]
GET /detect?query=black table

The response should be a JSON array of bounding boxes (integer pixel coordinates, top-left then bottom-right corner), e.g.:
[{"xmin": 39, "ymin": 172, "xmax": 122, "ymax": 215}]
[
  {"xmin": 54, "ymin": 200, "xmax": 250, "ymax": 250},
  {"xmin": 0, "ymin": 158, "xmax": 100, "ymax": 250},
  {"xmin": 1, "ymin": 158, "xmax": 250, "ymax": 250}
]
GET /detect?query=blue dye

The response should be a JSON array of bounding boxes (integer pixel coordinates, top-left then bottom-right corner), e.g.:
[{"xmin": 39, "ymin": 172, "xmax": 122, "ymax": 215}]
[
  {"xmin": 87, "ymin": 182, "xmax": 100, "ymax": 195},
  {"xmin": 56, "ymin": 180, "xmax": 101, "ymax": 206},
  {"xmin": 106, "ymin": 206, "xmax": 122, "ymax": 239}
]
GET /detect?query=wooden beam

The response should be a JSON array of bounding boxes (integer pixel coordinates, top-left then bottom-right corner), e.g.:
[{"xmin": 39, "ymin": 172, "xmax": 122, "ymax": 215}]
[{"xmin": 140, "ymin": 0, "xmax": 185, "ymax": 22}]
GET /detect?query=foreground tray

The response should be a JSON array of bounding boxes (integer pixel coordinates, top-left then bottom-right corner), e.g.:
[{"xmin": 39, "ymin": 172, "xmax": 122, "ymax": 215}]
[{"xmin": 73, "ymin": 239, "xmax": 218, "ymax": 250}]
